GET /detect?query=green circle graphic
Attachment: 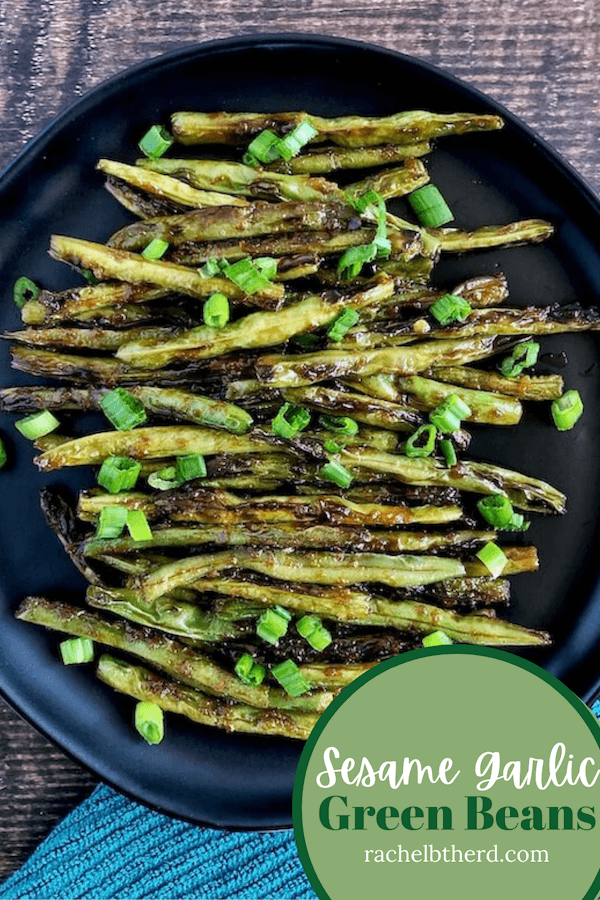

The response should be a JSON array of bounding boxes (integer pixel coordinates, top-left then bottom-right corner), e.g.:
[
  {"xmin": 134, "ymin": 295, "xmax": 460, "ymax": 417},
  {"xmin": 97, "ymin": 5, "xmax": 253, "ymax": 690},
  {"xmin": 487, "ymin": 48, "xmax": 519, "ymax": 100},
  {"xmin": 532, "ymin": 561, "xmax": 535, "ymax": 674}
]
[{"xmin": 293, "ymin": 647, "xmax": 600, "ymax": 900}]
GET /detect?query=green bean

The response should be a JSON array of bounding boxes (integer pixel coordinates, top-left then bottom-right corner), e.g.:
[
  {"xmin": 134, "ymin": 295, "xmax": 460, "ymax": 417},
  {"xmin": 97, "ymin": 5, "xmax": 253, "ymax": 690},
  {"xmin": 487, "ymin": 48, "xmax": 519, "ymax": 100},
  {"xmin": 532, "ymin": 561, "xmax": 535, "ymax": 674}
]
[
  {"xmin": 464, "ymin": 545, "xmax": 538, "ymax": 576},
  {"xmin": 357, "ymin": 274, "xmax": 510, "ymax": 325},
  {"xmin": 187, "ymin": 578, "xmax": 548, "ymax": 647},
  {"xmin": 347, "ymin": 374, "xmax": 523, "ymax": 425},
  {"xmin": 50, "ymin": 236, "xmax": 285, "ymax": 309},
  {"xmin": 17, "ymin": 597, "xmax": 331, "ymax": 712},
  {"xmin": 255, "ymin": 336, "xmax": 514, "ymax": 387},
  {"xmin": 78, "ymin": 485, "xmax": 463, "ymax": 527},
  {"xmin": 267, "ymin": 142, "xmax": 432, "ymax": 175},
  {"xmin": 168, "ymin": 227, "xmax": 394, "ymax": 266},
  {"xmin": 82, "ymin": 524, "xmax": 494, "ymax": 558},
  {"xmin": 136, "ymin": 158, "xmax": 343, "ymax": 202},
  {"xmin": 283, "ymin": 385, "xmax": 423, "ymax": 432},
  {"xmin": 106, "ymin": 199, "xmax": 366, "ymax": 253},
  {"xmin": 10, "ymin": 345, "xmax": 257, "ymax": 386},
  {"xmin": 337, "ymin": 446, "xmax": 566, "ymax": 513},
  {"xmin": 342, "ymin": 304, "xmax": 600, "ymax": 349},
  {"xmin": 169, "ymin": 110, "xmax": 504, "ymax": 147},
  {"xmin": 115, "ymin": 278, "xmax": 395, "ymax": 370},
  {"xmin": 35, "ymin": 427, "xmax": 278, "ymax": 472},
  {"xmin": 21, "ymin": 282, "xmax": 173, "ymax": 327},
  {"xmin": 3, "ymin": 325, "xmax": 174, "ymax": 352},
  {"xmin": 430, "ymin": 365, "xmax": 564, "ymax": 400},
  {"xmin": 97, "ymin": 159, "xmax": 249, "ymax": 208},
  {"xmin": 431, "ymin": 219, "xmax": 554, "ymax": 251},
  {"xmin": 345, "ymin": 159, "xmax": 429, "ymax": 200},
  {"xmin": 1, "ymin": 385, "xmax": 254, "ymax": 434},
  {"xmin": 97, "ymin": 655, "xmax": 319, "ymax": 740},
  {"xmin": 86, "ymin": 586, "xmax": 251, "ymax": 642},
  {"xmin": 135, "ymin": 549, "xmax": 467, "ymax": 603},
  {"xmin": 192, "ymin": 573, "xmax": 509, "ymax": 616}
]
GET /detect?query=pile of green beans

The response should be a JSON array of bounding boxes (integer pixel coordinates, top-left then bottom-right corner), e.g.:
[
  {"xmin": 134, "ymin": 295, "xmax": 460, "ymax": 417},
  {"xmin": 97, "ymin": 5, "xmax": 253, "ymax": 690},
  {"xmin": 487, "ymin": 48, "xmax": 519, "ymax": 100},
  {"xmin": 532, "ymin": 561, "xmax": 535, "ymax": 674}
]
[{"xmin": 5, "ymin": 106, "xmax": 588, "ymax": 742}]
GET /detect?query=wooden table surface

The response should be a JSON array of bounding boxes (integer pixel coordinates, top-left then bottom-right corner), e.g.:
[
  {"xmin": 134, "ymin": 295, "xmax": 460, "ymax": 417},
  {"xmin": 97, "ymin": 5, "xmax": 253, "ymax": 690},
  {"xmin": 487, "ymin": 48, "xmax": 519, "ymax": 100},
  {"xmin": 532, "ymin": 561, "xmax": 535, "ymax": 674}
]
[{"xmin": 1, "ymin": 0, "xmax": 600, "ymax": 882}]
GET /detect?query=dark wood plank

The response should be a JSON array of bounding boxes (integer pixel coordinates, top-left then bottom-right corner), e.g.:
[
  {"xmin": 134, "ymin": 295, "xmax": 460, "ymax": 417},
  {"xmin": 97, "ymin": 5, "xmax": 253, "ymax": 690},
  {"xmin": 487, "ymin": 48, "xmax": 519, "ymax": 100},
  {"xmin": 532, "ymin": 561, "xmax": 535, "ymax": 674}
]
[
  {"xmin": 1, "ymin": 0, "xmax": 599, "ymax": 882},
  {"xmin": 0, "ymin": 0, "xmax": 598, "ymax": 189},
  {"xmin": 0, "ymin": 696, "xmax": 96, "ymax": 879}
]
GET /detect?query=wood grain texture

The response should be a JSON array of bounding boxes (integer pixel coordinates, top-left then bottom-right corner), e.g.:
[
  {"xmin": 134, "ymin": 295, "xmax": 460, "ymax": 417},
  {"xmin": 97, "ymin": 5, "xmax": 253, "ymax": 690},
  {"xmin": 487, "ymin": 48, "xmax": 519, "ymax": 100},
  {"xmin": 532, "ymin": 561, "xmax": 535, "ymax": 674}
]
[
  {"xmin": 0, "ymin": 699, "xmax": 96, "ymax": 880},
  {"xmin": 1, "ymin": 0, "xmax": 600, "ymax": 881},
  {"xmin": 0, "ymin": 0, "xmax": 599, "ymax": 187}
]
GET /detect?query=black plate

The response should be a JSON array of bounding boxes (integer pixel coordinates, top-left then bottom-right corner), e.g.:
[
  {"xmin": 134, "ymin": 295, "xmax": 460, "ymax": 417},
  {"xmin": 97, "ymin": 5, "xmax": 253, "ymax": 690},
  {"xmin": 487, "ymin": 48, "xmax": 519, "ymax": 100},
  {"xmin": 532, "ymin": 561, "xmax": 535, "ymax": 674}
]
[{"xmin": 1, "ymin": 34, "xmax": 600, "ymax": 830}]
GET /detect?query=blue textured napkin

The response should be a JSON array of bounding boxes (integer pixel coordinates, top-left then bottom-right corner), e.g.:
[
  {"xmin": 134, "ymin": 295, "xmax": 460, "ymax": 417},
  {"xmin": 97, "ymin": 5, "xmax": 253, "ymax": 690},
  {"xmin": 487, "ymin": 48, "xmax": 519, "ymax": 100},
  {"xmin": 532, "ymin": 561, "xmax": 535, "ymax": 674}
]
[
  {"xmin": 2, "ymin": 700, "xmax": 599, "ymax": 900},
  {"xmin": 0, "ymin": 784, "xmax": 316, "ymax": 900}
]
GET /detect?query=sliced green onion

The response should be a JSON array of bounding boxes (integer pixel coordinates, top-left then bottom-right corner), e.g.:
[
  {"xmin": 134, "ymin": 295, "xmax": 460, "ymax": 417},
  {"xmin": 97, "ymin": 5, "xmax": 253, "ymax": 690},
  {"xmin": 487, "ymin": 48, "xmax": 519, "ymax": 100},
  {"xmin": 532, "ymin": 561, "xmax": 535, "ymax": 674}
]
[
  {"xmin": 303, "ymin": 628, "xmax": 333, "ymax": 652},
  {"xmin": 60, "ymin": 638, "xmax": 94, "ymax": 665},
  {"xmin": 327, "ymin": 307, "xmax": 360, "ymax": 341},
  {"xmin": 244, "ymin": 124, "xmax": 317, "ymax": 166},
  {"xmin": 429, "ymin": 408, "xmax": 461, "ymax": 433},
  {"xmin": 444, "ymin": 394, "xmax": 472, "ymax": 419},
  {"xmin": 0, "ymin": 437, "xmax": 6, "ymax": 470},
  {"xmin": 271, "ymin": 659, "xmax": 311, "ymax": 697},
  {"xmin": 319, "ymin": 460, "xmax": 353, "ymax": 489},
  {"xmin": 253, "ymin": 257, "xmax": 278, "ymax": 280},
  {"xmin": 422, "ymin": 631, "xmax": 453, "ymax": 648},
  {"xmin": 148, "ymin": 466, "xmax": 182, "ymax": 491},
  {"xmin": 138, "ymin": 125, "xmax": 173, "ymax": 159},
  {"xmin": 476, "ymin": 541, "xmax": 509, "ymax": 577},
  {"xmin": 348, "ymin": 189, "xmax": 382, "ymax": 214},
  {"xmin": 519, "ymin": 340, "xmax": 539, "ymax": 366},
  {"xmin": 80, "ymin": 268, "xmax": 99, "ymax": 285},
  {"xmin": 405, "ymin": 424, "xmax": 437, "ymax": 458},
  {"xmin": 429, "ymin": 394, "xmax": 471, "ymax": 433},
  {"xmin": 234, "ymin": 653, "xmax": 254, "ymax": 681},
  {"xmin": 324, "ymin": 438, "xmax": 342, "ymax": 454},
  {"xmin": 97, "ymin": 456, "xmax": 141, "ymax": 494},
  {"xmin": 408, "ymin": 184, "xmax": 454, "ymax": 227},
  {"xmin": 100, "ymin": 388, "xmax": 147, "ymax": 431},
  {"xmin": 141, "ymin": 238, "xmax": 169, "ymax": 260},
  {"xmin": 500, "ymin": 340, "xmax": 540, "ymax": 378},
  {"xmin": 278, "ymin": 122, "xmax": 318, "ymax": 159},
  {"xmin": 296, "ymin": 615, "xmax": 332, "ymax": 651},
  {"xmin": 203, "ymin": 292, "xmax": 230, "ymax": 328},
  {"xmin": 551, "ymin": 390, "xmax": 584, "ymax": 431},
  {"xmin": 175, "ymin": 454, "xmax": 207, "ymax": 482},
  {"xmin": 126, "ymin": 509, "xmax": 153, "ymax": 542},
  {"xmin": 319, "ymin": 414, "xmax": 359, "ymax": 436},
  {"xmin": 439, "ymin": 439, "xmax": 457, "ymax": 467},
  {"xmin": 272, "ymin": 402, "xmax": 311, "ymax": 439},
  {"xmin": 256, "ymin": 608, "xmax": 290, "ymax": 645},
  {"xmin": 430, "ymin": 293, "xmax": 472, "ymax": 325},
  {"xmin": 476, "ymin": 494, "xmax": 514, "ymax": 528},
  {"xmin": 135, "ymin": 701, "xmax": 164, "ymax": 745},
  {"xmin": 274, "ymin": 605, "xmax": 292, "ymax": 622},
  {"xmin": 346, "ymin": 191, "xmax": 389, "ymax": 256},
  {"xmin": 372, "ymin": 196, "xmax": 391, "ymax": 258},
  {"xmin": 504, "ymin": 512, "xmax": 530, "ymax": 533},
  {"xmin": 234, "ymin": 653, "xmax": 266, "ymax": 686},
  {"xmin": 220, "ymin": 258, "xmax": 272, "ymax": 295},
  {"xmin": 96, "ymin": 505, "xmax": 128, "ymax": 539},
  {"xmin": 13, "ymin": 276, "xmax": 40, "ymax": 308},
  {"xmin": 15, "ymin": 410, "xmax": 60, "ymax": 440},
  {"xmin": 337, "ymin": 244, "xmax": 376, "ymax": 280},
  {"xmin": 243, "ymin": 130, "xmax": 282, "ymax": 166},
  {"xmin": 198, "ymin": 258, "xmax": 221, "ymax": 278}
]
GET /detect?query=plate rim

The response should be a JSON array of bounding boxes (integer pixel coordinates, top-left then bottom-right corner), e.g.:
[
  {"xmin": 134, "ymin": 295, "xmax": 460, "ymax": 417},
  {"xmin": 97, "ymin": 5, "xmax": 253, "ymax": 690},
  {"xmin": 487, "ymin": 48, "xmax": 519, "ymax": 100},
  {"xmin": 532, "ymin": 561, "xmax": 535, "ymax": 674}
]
[{"xmin": 1, "ymin": 32, "xmax": 600, "ymax": 831}]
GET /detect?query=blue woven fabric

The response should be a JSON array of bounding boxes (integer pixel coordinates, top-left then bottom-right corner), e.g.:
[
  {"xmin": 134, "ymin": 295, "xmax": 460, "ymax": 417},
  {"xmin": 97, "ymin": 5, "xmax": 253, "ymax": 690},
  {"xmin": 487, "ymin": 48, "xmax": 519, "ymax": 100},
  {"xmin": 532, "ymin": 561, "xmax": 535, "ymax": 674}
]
[
  {"xmin": 0, "ymin": 784, "xmax": 317, "ymax": 900},
  {"xmin": 2, "ymin": 703, "xmax": 599, "ymax": 899}
]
